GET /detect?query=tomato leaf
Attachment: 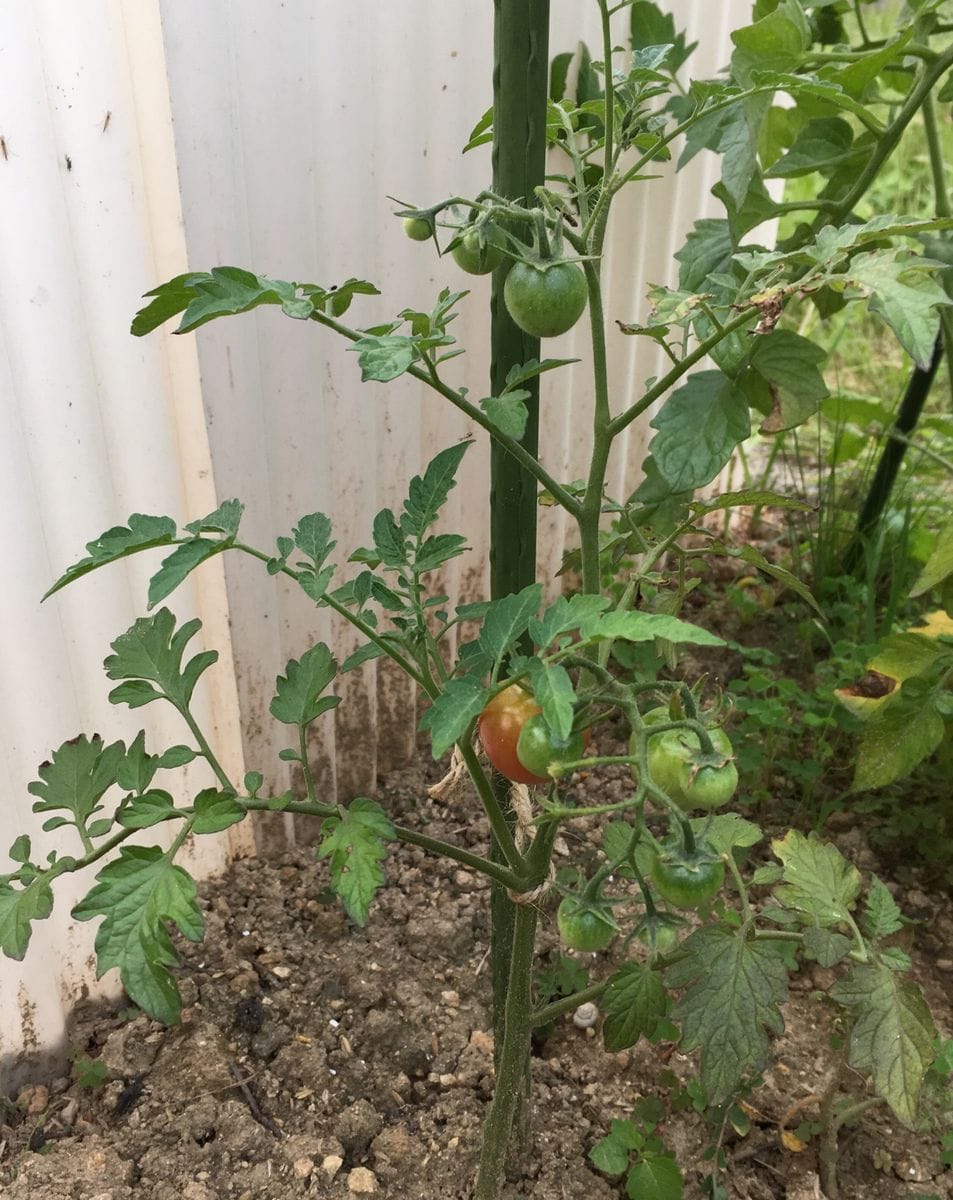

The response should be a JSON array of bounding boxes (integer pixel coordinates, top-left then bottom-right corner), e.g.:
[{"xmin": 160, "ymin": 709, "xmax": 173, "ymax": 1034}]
[
  {"xmin": 44, "ymin": 514, "xmax": 178, "ymax": 600},
  {"xmin": 626, "ymin": 1153, "xmax": 683, "ymax": 1200},
  {"xmin": 293, "ymin": 512, "xmax": 336, "ymax": 570},
  {"xmin": 105, "ymin": 609, "xmax": 218, "ymax": 711},
  {"xmin": 771, "ymin": 830, "xmax": 861, "ymax": 927},
  {"xmin": 676, "ymin": 218, "xmax": 734, "ymax": 292},
  {"xmin": 191, "ymin": 789, "xmax": 245, "ymax": 835},
  {"xmin": 830, "ymin": 963, "xmax": 936, "ymax": 1126},
  {"xmin": 478, "ymin": 585, "xmax": 543, "ymax": 676},
  {"xmin": 911, "ymin": 524, "xmax": 953, "ymax": 596},
  {"xmin": 802, "ymin": 927, "xmax": 854, "ymax": 968},
  {"xmin": 602, "ymin": 962, "xmax": 668, "ymax": 1052},
  {"xmin": 270, "ymin": 643, "xmax": 339, "ymax": 727},
  {"xmin": 351, "ymin": 334, "xmax": 420, "ymax": 382},
  {"xmin": 523, "ymin": 662, "xmax": 575, "ymax": 741},
  {"xmin": 183, "ymin": 500, "xmax": 244, "ymax": 538},
  {"xmin": 765, "ymin": 116, "xmax": 858, "ymax": 178},
  {"xmin": 861, "ymin": 876, "xmax": 904, "ymax": 942},
  {"xmin": 748, "ymin": 330, "xmax": 829, "ymax": 433},
  {"xmin": 852, "ymin": 696, "xmax": 946, "ymax": 791},
  {"xmin": 0, "ymin": 876, "xmax": 55, "ymax": 960},
  {"xmin": 707, "ymin": 542, "xmax": 823, "ymax": 615},
  {"xmin": 590, "ymin": 1119, "xmax": 639, "ymax": 1176},
  {"xmin": 72, "ymin": 845, "xmax": 204, "ymax": 1024},
  {"xmin": 148, "ymin": 538, "xmax": 224, "ymax": 609},
  {"xmin": 665, "ymin": 925, "xmax": 788, "ymax": 1104},
  {"xmin": 402, "ymin": 442, "xmax": 471, "ymax": 538},
  {"xmin": 529, "ymin": 593, "xmax": 610, "ymax": 650},
  {"xmin": 579, "ymin": 610, "xmax": 726, "ymax": 647},
  {"xmin": 481, "ymin": 392, "xmax": 529, "ymax": 440},
  {"xmin": 419, "ymin": 676, "xmax": 489, "ymax": 759},
  {"xmin": 317, "ymin": 798, "xmax": 395, "ymax": 926},
  {"xmin": 116, "ymin": 791, "xmax": 178, "ymax": 830},
  {"xmin": 28, "ymin": 735, "xmax": 125, "ymax": 831},
  {"xmin": 689, "ymin": 812, "xmax": 762, "ymax": 856},
  {"xmin": 647, "ymin": 371, "xmax": 751, "ymax": 493}
]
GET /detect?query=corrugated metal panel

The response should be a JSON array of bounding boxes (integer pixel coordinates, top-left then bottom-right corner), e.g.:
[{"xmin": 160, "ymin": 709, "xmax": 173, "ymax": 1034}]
[{"xmin": 1, "ymin": 0, "xmax": 747, "ymax": 1072}]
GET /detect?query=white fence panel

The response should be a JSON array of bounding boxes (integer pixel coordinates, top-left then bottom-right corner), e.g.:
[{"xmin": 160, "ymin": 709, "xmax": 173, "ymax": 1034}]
[{"xmin": 1, "ymin": 0, "xmax": 747, "ymax": 1077}]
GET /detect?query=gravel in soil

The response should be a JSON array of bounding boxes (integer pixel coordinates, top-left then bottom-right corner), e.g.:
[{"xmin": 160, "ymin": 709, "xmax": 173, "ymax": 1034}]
[{"xmin": 1, "ymin": 745, "xmax": 951, "ymax": 1200}]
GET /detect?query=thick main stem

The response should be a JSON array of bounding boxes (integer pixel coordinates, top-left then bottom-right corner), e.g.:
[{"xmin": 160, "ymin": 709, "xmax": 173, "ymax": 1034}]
[{"xmin": 474, "ymin": 901, "xmax": 541, "ymax": 1199}]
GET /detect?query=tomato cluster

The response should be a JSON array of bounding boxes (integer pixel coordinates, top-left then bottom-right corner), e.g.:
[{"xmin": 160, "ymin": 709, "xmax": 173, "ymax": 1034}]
[
  {"xmin": 633, "ymin": 708, "xmax": 738, "ymax": 812},
  {"xmin": 556, "ymin": 895, "xmax": 616, "ymax": 952},
  {"xmin": 650, "ymin": 840, "xmax": 725, "ymax": 909},
  {"xmin": 478, "ymin": 685, "xmax": 588, "ymax": 785}
]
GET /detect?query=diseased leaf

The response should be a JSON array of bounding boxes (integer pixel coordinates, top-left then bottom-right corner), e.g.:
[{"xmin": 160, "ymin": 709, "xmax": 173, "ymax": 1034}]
[
  {"xmin": 602, "ymin": 962, "xmax": 668, "ymax": 1052},
  {"xmin": 317, "ymin": 798, "xmax": 395, "ymax": 925},
  {"xmin": 852, "ymin": 698, "xmax": 945, "ymax": 791},
  {"xmin": 419, "ymin": 676, "xmax": 488, "ymax": 759},
  {"xmin": 830, "ymin": 963, "xmax": 936, "ymax": 1126},
  {"xmin": 748, "ymin": 330, "xmax": 829, "ymax": 433},
  {"xmin": 72, "ymin": 846, "xmax": 204, "ymax": 1024},
  {"xmin": 666, "ymin": 925, "xmax": 788, "ymax": 1104},
  {"xmin": 270, "ymin": 643, "xmax": 339, "ymax": 727},
  {"xmin": 772, "ymin": 830, "xmax": 861, "ymax": 927}
]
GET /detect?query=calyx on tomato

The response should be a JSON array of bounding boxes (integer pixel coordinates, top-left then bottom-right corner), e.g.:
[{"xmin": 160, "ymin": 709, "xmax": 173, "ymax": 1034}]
[
  {"xmin": 556, "ymin": 894, "xmax": 616, "ymax": 952},
  {"xmin": 649, "ymin": 840, "xmax": 725, "ymax": 910},
  {"xmin": 451, "ymin": 224, "xmax": 505, "ymax": 275},
  {"xmin": 503, "ymin": 258, "xmax": 588, "ymax": 339},
  {"xmin": 633, "ymin": 715, "xmax": 737, "ymax": 812}
]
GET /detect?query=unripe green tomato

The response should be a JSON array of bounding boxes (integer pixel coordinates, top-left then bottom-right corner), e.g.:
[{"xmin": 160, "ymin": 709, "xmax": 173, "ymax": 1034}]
[
  {"xmin": 516, "ymin": 714, "xmax": 589, "ymax": 780},
  {"xmin": 636, "ymin": 920, "xmax": 680, "ymax": 955},
  {"xmin": 451, "ymin": 226, "xmax": 504, "ymax": 275},
  {"xmin": 647, "ymin": 726, "xmax": 737, "ymax": 812},
  {"xmin": 403, "ymin": 215, "xmax": 432, "ymax": 241},
  {"xmin": 650, "ymin": 844, "xmax": 725, "ymax": 910},
  {"xmin": 557, "ymin": 895, "xmax": 616, "ymax": 952},
  {"xmin": 503, "ymin": 260, "xmax": 588, "ymax": 338}
]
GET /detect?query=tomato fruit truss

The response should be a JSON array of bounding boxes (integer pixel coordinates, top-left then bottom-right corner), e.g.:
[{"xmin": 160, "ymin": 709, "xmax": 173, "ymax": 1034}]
[
  {"xmin": 503, "ymin": 259, "xmax": 588, "ymax": 339},
  {"xmin": 637, "ymin": 718, "xmax": 738, "ymax": 812},
  {"xmin": 650, "ymin": 841, "xmax": 725, "ymax": 910},
  {"xmin": 557, "ymin": 895, "xmax": 616, "ymax": 952},
  {"xmin": 478, "ymin": 685, "xmax": 588, "ymax": 785},
  {"xmin": 451, "ymin": 225, "xmax": 504, "ymax": 275}
]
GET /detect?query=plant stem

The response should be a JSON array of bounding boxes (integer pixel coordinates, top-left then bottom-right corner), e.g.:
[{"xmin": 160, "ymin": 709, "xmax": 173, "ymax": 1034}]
[
  {"xmin": 474, "ymin": 901, "xmax": 541, "ymax": 1199},
  {"xmin": 531, "ymin": 980, "xmax": 609, "ymax": 1028},
  {"xmin": 818, "ymin": 1060, "xmax": 845, "ymax": 1200}
]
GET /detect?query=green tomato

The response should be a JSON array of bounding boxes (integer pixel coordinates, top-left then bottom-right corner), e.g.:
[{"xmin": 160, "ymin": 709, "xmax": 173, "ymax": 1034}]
[
  {"xmin": 516, "ymin": 714, "xmax": 588, "ymax": 780},
  {"xmin": 403, "ymin": 215, "xmax": 432, "ymax": 241},
  {"xmin": 503, "ymin": 260, "xmax": 588, "ymax": 338},
  {"xmin": 451, "ymin": 226, "xmax": 504, "ymax": 275},
  {"xmin": 635, "ymin": 918, "xmax": 680, "ymax": 956},
  {"xmin": 557, "ymin": 895, "xmax": 616, "ymax": 952},
  {"xmin": 650, "ymin": 843, "xmax": 725, "ymax": 910},
  {"xmin": 646, "ymin": 725, "xmax": 738, "ymax": 812}
]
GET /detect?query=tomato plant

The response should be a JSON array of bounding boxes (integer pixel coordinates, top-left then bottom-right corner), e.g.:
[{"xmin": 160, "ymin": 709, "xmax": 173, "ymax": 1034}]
[
  {"xmin": 557, "ymin": 895, "xmax": 616, "ymax": 952},
  {"xmin": 649, "ymin": 842, "xmax": 725, "ymax": 910},
  {"xmin": 502, "ymin": 259, "xmax": 588, "ymax": 338},
  {"xmin": 644, "ymin": 725, "xmax": 738, "ymax": 812}
]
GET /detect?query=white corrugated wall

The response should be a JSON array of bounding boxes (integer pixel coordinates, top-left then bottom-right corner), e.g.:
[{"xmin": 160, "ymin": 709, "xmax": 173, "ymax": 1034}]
[{"xmin": 0, "ymin": 0, "xmax": 746, "ymax": 1078}]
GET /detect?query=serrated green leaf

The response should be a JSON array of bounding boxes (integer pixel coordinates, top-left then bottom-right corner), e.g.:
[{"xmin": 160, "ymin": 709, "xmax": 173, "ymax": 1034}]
[
  {"xmin": 317, "ymin": 798, "xmax": 395, "ymax": 926},
  {"xmin": 8, "ymin": 836, "xmax": 31, "ymax": 865},
  {"xmin": 270, "ymin": 643, "xmax": 339, "ymax": 727},
  {"xmin": 191, "ymin": 789, "xmax": 245, "ymax": 835},
  {"xmin": 626, "ymin": 1153, "xmax": 683, "ymax": 1200},
  {"xmin": 772, "ymin": 830, "xmax": 861, "ymax": 927},
  {"xmin": 402, "ymin": 442, "xmax": 470, "ymax": 538},
  {"xmin": 298, "ymin": 565, "xmax": 335, "ymax": 604},
  {"xmin": 0, "ymin": 877, "xmax": 55, "ymax": 959},
  {"xmin": 666, "ymin": 925, "xmax": 788, "ymax": 1103},
  {"xmin": 293, "ymin": 512, "xmax": 335, "ymax": 568},
  {"xmin": 648, "ymin": 371, "xmax": 751, "ymax": 493},
  {"xmin": 105, "ymin": 609, "xmax": 217, "ymax": 711},
  {"xmin": 852, "ymin": 698, "xmax": 945, "ymax": 791},
  {"xmin": 419, "ymin": 676, "xmax": 488, "ymax": 759},
  {"xmin": 478, "ymin": 585, "xmax": 543, "ymax": 675},
  {"xmin": 481, "ymin": 392, "xmax": 529, "ymax": 440},
  {"xmin": 689, "ymin": 812, "xmax": 762, "ymax": 856},
  {"xmin": 802, "ymin": 926, "xmax": 854, "ymax": 968},
  {"xmin": 602, "ymin": 962, "xmax": 668, "ymax": 1052},
  {"xmin": 72, "ymin": 845, "xmax": 204, "ymax": 1024},
  {"xmin": 529, "ymin": 594, "xmax": 611, "ymax": 650},
  {"xmin": 350, "ymin": 334, "xmax": 420, "ymax": 382},
  {"xmin": 156, "ymin": 745, "xmax": 197, "ymax": 769},
  {"xmin": 44, "ymin": 514, "xmax": 178, "ymax": 600},
  {"xmin": 523, "ymin": 662, "xmax": 575, "ymax": 740},
  {"xmin": 414, "ymin": 533, "xmax": 469, "ymax": 574},
  {"xmin": 183, "ymin": 500, "xmax": 243, "ymax": 538},
  {"xmin": 28, "ymin": 735, "xmax": 125, "ymax": 826},
  {"xmin": 830, "ymin": 963, "xmax": 936, "ymax": 1125},
  {"xmin": 862, "ymin": 876, "xmax": 904, "ymax": 941},
  {"xmin": 676, "ymin": 219, "xmax": 735, "ymax": 292},
  {"xmin": 731, "ymin": 4, "xmax": 808, "ymax": 87},
  {"xmin": 148, "ymin": 539, "xmax": 222, "ymax": 609},
  {"xmin": 115, "ymin": 731, "xmax": 157, "ymax": 793},
  {"xmin": 710, "ymin": 541, "xmax": 823, "ymax": 615},
  {"xmin": 765, "ymin": 116, "xmax": 856, "ymax": 178},
  {"xmin": 841, "ymin": 250, "xmax": 949, "ymax": 370},
  {"xmin": 579, "ymin": 610, "xmax": 726, "ymax": 647},
  {"xmin": 116, "ymin": 791, "xmax": 178, "ymax": 830}
]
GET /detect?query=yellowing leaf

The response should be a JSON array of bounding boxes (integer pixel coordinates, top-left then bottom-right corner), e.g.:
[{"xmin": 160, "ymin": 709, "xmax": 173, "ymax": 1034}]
[
  {"xmin": 781, "ymin": 1129, "xmax": 808, "ymax": 1153},
  {"xmin": 910, "ymin": 609, "xmax": 953, "ymax": 638}
]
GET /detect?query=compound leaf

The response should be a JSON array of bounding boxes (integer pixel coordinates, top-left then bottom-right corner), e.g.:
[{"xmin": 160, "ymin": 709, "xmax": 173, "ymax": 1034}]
[
  {"xmin": 666, "ymin": 924, "xmax": 788, "ymax": 1104},
  {"xmin": 72, "ymin": 845, "xmax": 204, "ymax": 1024},
  {"xmin": 44, "ymin": 514, "xmax": 178, "ymax": 600}
]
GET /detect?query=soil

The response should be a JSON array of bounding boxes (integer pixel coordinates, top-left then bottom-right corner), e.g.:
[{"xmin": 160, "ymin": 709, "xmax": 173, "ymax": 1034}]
[{"xmin": 2, "ymin": 730, "xmax": 951, "ymax": 1200}]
